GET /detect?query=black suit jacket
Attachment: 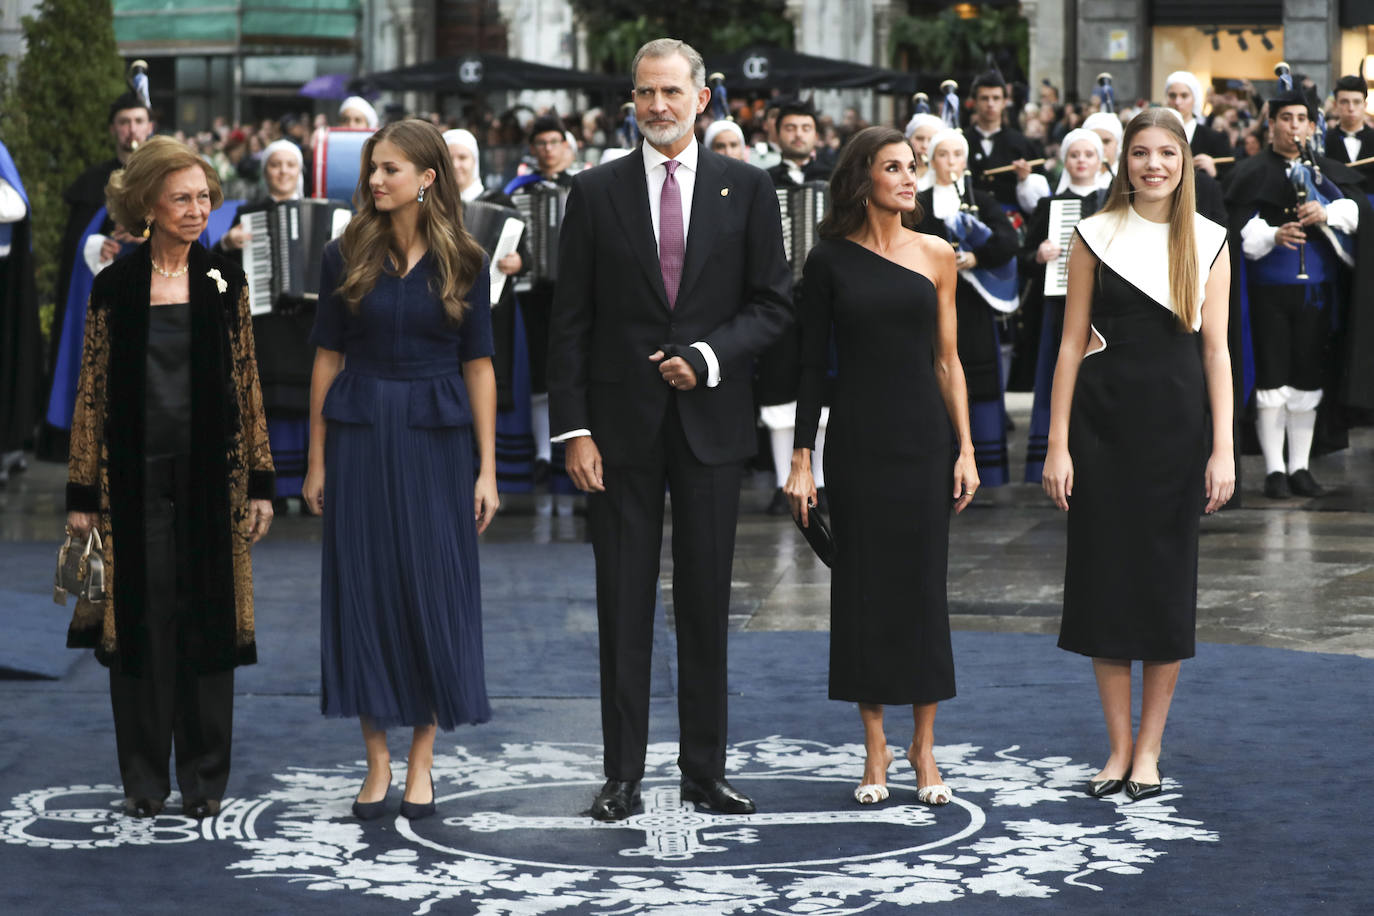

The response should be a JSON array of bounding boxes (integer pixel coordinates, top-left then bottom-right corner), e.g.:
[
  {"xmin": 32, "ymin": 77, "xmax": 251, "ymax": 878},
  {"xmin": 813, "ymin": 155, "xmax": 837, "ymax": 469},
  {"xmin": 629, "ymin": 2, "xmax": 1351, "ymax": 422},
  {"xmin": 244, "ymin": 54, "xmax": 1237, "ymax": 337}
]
[
  {"xmin": 1325, "ymin": 125, "xmax": 1374, "ymax": 182},
  {"xmin": 1190, "ymin": 122, "xmax": 1234, "ymax": 160},
  {"xmin": 968, "ymin": 126, "xmax": 1042, "ymax": 212},
  {"xmin": 548, "ymin": 145, "xmax": 794, "ymax": 466}
]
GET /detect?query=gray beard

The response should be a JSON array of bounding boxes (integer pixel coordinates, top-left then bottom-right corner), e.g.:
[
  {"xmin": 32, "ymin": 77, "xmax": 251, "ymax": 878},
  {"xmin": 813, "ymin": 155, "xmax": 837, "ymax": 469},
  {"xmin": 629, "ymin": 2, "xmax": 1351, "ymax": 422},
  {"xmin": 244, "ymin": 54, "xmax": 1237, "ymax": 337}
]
[{"xmin": 642, "ymin": 118, "xmax": 692, "ymax": 148}]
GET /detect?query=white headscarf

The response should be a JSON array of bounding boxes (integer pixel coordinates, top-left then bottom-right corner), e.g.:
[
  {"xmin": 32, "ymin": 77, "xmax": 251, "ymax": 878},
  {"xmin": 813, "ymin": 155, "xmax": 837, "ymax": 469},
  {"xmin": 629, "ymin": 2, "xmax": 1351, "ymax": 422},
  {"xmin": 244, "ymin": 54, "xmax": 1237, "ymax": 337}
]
[
  {"xmin": 1163, "ymin": 71, "xmax": 1205, "ymax": 121},
  {"xmin": 261, "ymin": 139, "xmax": 304, "ymax": 199},
  {"xmin": 339, "ymin": 96, "xmax": 379, "ymax": 129},
  {"xmin": 443, "ymin": 128, "xmax": 483, "ymax": 201},
  {"xmin": 1054, "ymin": 128, "xmax": 1106, "ymax": 193},
  {"xmin": 904, "ymin": 113, "xmax": 944, "ymax": 140},
  {"xmin": 1081, "ymin": 111, "xmax": 1124, "ymax": 145},
  {"xmin": 703, "ymin": 119, "xmax": 745, "ymax": 151}
]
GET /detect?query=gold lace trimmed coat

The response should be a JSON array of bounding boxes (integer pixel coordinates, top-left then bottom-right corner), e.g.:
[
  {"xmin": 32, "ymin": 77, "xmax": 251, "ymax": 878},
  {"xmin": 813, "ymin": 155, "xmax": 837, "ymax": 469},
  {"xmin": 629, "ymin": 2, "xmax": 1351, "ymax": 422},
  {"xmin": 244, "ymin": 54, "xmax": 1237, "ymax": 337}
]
[{"xmin": 65, "ymin": 241, "xmax": 274, "ymax": 675}]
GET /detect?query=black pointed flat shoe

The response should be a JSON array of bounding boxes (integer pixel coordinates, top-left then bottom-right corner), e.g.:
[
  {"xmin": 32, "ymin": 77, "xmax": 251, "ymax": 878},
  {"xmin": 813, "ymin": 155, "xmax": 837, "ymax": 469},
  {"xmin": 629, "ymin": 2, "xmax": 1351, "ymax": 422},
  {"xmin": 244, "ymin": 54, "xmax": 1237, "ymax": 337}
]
[
  {"xmin": 1125, "ymin": 779, "xmax": 1163, "ymax": 801},
  {"xmin": 1086, "ymin": 778, "xmax": 1125, "ymax": 798},
  {"xmin": 400, "ymin": 772, "xmax": 436, "ymax": 821}
]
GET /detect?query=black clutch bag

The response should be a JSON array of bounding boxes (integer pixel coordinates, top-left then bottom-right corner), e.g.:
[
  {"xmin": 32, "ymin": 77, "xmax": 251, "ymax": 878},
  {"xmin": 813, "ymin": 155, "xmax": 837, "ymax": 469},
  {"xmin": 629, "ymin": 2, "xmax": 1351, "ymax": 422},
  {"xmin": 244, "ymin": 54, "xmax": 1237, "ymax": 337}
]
[{"xmin": 793, "ymin": 505, "xmax": 835, "ymax": 568}]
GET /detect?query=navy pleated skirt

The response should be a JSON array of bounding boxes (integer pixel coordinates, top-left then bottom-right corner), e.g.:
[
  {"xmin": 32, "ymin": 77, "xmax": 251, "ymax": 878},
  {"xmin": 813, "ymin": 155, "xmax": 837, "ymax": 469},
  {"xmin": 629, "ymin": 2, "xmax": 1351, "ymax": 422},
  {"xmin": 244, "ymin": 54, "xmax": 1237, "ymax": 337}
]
[{"xmin": 319, "ymin": 377, "xmax": 491, "ymax": 730}]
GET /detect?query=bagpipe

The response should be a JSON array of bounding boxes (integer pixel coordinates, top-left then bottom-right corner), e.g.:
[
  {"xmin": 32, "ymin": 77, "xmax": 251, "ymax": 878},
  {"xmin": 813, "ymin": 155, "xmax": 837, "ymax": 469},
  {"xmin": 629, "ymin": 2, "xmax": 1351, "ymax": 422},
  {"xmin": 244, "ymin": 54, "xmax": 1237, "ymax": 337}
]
[{"xmin": 946, "ymin": 169, "xmax": 1019, "ymax": 313}]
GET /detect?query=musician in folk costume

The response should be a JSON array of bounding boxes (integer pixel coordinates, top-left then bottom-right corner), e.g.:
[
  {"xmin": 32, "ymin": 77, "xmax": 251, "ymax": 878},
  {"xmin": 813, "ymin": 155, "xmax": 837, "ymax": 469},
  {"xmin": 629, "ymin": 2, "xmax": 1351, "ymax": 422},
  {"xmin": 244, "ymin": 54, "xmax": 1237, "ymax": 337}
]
[
  {"xmin": 905, "ymin": 112, "xmax": 945, "ymax": 192},
  {"xmin": 446, "ymin": 128, "xmax": 537, "ymax": 493},
  {"xmin": 1162, "ymin": 70, "xmax": 1235, "ymax": 178},
  {"xmin": 0, "ymin": 138, "xmax": 39, "ymax": 485},
  {"xmin": 1325, "ymin": 75, "xmax": 1374, "ymax": 183},
  {"xmin": 1076, "ymin": 112, "xmax": 1121, "ymax": 192},
  {"xmin": 766, "ymin": 98, "xmax": 834, "ymax": 187},
  {"xmin": 40, "ymin": 92, "xmax": 154, "ymax": 460},
  {"xmin": 1222, "ymin": 86, "xmax": 1374, "ymax": 498},
  {"xmin": 211, "ymin": 140, "xmax": 316, "ymax": 509},
  {"xmin": 1022, "ymin": 129, "xmax": 1108, "ymax": 482},
  {"xmin": 504, "ymin": 115, "xmax": 582, "ymax": 487},
  {"xmin": 965, "ymin": 71, "xmax": 1050, "ymax": 220},
  {"xmin": 914, "ymin": 129, "xmax": 1019, "ymax": 486},
  {"xmin": 338, "ymin": 96, "xmax": 380, "ymax": 131},
  {"xmin": 704, "ymin": 119, "xmax": 750, "ymax": 163},
  {"xmin": 547, "ymin": 38, "xmax": 793, "ymax": 822},
  {"xmin": 758, "ymin": 99, "xmax": 833, "ymax": 515}
]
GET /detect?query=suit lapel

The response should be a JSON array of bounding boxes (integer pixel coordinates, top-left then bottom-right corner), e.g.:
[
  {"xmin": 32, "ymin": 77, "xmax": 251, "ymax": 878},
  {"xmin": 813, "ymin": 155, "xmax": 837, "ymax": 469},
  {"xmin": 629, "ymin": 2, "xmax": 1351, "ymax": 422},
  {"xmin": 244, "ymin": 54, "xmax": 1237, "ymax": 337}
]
[
  {"xmin": 606, "ymin": 148, "xmax": 670, "ymax": 309},
  {"xmin": 677, "ymin": 149, "xmax": 727, "ymax": 305}
]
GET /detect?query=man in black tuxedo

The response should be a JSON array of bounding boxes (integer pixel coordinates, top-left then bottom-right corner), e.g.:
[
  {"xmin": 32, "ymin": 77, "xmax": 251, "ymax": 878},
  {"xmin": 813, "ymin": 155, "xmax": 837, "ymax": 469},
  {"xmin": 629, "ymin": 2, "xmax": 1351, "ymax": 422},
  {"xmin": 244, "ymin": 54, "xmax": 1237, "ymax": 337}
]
[
  {"xmin": 548, "ymin": 38, "xmax": 793, "ymax": 822},
  {"xmin": 1326, "ymin": 75, "xmax": 1374, "ymax": 183}
]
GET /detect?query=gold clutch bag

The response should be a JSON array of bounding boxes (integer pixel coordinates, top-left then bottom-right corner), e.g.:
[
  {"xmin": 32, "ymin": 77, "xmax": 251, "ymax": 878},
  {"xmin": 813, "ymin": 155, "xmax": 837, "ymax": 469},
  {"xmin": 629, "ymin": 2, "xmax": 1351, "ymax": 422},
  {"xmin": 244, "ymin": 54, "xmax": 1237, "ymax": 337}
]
[{"xmin": 54, "ymin": 527, "xmax": 107, "ymax": 605}]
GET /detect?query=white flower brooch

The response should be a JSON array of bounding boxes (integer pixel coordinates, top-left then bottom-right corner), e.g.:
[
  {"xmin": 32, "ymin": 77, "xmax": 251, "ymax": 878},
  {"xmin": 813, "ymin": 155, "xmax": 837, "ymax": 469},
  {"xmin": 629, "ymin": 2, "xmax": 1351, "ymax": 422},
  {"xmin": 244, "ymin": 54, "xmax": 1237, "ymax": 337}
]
[{"xmin": 206, "ymin": 268, "xmax": 228, "ymax": 294}]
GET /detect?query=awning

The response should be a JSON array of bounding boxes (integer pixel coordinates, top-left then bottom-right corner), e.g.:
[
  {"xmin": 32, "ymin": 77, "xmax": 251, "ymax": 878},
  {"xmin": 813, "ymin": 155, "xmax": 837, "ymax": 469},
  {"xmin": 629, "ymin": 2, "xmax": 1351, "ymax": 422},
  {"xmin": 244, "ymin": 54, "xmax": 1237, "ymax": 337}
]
[
  {"xmin": 351, "ymin": 53, "xmax": 623, "ymax": 95},
  {"xmin": 113, "ymin": 1, "xmax": 359, "ymax": 49},
  {"xmin": 705, "ymin": 46, "xmax": 917, "ymax": 93}
]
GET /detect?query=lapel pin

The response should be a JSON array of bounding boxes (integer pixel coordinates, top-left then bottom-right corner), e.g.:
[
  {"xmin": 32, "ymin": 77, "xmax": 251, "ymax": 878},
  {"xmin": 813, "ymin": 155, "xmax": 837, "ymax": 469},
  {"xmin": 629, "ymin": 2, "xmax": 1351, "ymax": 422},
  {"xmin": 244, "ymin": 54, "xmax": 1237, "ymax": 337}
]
[{"xmin": 721, "ymin": 187, "xmax": 729, "ymax": 197}]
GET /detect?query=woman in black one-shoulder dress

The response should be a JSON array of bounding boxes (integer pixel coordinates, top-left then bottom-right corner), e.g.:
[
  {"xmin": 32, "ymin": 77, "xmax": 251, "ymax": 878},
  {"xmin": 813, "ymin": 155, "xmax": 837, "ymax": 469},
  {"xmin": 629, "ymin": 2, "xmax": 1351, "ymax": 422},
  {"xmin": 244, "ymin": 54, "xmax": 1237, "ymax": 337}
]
[
  {"xmin": 1042, "ymin": 109, "xmax": 1233, "ymax": 802},
  {"xmin": 785, "ymin": 127, "xmax": 979, "ymax": 808}
]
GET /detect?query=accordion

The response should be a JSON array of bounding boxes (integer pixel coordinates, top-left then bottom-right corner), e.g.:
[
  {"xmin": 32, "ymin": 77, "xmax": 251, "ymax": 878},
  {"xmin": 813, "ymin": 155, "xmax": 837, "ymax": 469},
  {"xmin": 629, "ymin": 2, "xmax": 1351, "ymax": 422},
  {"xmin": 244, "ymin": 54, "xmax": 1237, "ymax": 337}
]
[
  {"xmin": 777, "ymin": 181, "xmax": 829, "ymax": 283},
  {"xmin": 239, "ymin": 199, "xmax": 351, "ymax": 315},
  {"xmin": 511, "ymin": 183, "xmax": 570, "ymax": 291},
  {"xmin": 462, "ymin": 199, "xmax": 525, "ymax": 302}
]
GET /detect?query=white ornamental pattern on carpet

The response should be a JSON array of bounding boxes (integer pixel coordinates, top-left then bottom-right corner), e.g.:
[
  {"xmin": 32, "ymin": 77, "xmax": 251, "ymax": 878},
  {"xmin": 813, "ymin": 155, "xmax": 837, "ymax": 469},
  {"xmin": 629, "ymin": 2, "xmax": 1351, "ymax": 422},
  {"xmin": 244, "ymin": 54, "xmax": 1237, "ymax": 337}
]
[{"xmin": 2, "ymin": 738, "xmax": 1217, "ymax": 913}]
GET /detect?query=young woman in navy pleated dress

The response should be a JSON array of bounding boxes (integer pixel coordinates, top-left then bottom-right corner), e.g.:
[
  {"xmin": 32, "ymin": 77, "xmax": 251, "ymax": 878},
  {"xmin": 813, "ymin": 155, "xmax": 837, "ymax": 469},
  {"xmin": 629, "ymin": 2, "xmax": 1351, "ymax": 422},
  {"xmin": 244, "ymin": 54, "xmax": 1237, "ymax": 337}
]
[
  {"xmin": 304, "ymin": 119, "xmax": 498, "ymax": 821},
  {"xmin": 1042, "ymin": 109, "xmax": 1233, "ymax": 802}
]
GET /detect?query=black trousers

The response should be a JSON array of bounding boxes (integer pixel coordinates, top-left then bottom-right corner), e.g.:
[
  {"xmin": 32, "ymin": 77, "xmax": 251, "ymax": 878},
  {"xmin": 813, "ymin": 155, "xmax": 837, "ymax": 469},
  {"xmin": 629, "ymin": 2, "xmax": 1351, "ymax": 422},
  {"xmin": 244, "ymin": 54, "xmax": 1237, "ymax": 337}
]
[
  {"xmin": 589, "ymin": 400, "xmax": 742, "ymax": 781},
  {"xmin": 1250, "ymin": 284, "xmax": 1331, "ymax": 392},
  {"xmin": 108, "ymin": 456, "xmax": 234, "ymax": 803}
]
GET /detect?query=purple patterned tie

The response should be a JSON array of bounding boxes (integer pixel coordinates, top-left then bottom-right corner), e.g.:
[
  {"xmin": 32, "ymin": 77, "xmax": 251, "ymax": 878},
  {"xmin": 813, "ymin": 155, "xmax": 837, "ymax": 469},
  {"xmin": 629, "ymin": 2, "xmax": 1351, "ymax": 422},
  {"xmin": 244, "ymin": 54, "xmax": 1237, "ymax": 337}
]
[{"xmin": 659, "ymin": 159, "xmax": 684, "ymax": 308}]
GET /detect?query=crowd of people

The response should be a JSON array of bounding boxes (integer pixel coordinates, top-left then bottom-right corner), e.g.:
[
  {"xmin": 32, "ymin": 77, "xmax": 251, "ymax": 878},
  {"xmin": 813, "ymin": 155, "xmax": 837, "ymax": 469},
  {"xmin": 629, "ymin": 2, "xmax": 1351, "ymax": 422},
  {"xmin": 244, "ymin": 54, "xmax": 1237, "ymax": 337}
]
[{"xmin": 0, "ymin": 39, "xmax": 1369, "ymax": 832}]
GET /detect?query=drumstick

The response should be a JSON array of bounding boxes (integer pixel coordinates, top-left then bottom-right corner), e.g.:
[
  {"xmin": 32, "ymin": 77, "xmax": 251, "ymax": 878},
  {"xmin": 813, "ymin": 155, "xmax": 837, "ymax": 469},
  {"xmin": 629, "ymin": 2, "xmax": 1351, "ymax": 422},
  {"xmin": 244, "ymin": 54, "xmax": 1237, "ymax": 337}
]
[
  {"xmin": 981, "ymin": 158, "xmax": 1046, "ymax": 176},
  {"xmin": 1348, "ymin": 154, "xmax": 1374, "ymax": 168},
  {"xmin": 1208, "ymin": 156, "xmax": 1236, "ymax": 165}
]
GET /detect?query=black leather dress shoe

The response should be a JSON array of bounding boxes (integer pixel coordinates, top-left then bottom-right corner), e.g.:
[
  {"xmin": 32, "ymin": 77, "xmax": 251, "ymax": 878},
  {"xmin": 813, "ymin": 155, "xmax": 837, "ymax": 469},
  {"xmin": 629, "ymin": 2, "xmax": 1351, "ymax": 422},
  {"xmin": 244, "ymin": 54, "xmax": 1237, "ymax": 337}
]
[
  {"xmin": 1288, "ymin": 469, "xmax": 1325, "ymax": 497},
  {"xmin": 680, "ymin": 776, "xmax": 755, "ymax": 814},
  {"xmin": 589, "ymin": 779, "xmax": 641, "ymax": 821},
  {"xmin": 1263, "ymin": 471, "xmax": 1290, "ymax": 499},
  {"xmin": 184, "ymin": 798, "xmax": 221, "ymax": 820},
  {"xmin": 122, "ymin": 797, "xmax": 164, "ymax": 818}
]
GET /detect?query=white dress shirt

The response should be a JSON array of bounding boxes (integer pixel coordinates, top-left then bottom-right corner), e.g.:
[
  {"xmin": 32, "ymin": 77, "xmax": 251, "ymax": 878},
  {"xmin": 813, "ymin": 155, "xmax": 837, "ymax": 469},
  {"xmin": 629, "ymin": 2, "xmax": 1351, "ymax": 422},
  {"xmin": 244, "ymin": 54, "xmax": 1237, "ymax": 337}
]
[{"xmin": 1343, "ymin": 132, "xmax": 1362, "ymax": 165}]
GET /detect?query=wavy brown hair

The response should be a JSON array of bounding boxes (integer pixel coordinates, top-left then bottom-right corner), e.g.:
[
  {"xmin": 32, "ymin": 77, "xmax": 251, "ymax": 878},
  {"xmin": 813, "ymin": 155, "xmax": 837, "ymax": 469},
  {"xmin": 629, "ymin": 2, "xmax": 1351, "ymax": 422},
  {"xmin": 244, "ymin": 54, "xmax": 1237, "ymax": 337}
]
[
  {"xmin": 818, "ymin": 126, "xmax": 922, "ymax": 240},
  {"xmin": 337, "ymin": 119, "xmax": 485, "ymax": 323},
  {"xmin": 106, "ymin": 135, "xmax": 223, "ymax": 232},
  {"xmin": 1099, "ymin": 108, "xmax": 1199, "ymax": 330}
]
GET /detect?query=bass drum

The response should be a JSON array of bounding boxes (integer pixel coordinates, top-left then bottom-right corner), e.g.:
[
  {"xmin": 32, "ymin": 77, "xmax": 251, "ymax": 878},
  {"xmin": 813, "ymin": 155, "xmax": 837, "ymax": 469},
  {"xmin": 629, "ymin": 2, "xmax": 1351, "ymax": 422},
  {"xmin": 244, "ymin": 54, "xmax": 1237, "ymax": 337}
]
[{"xmin": 312, "ymin": 127, "xmax": 375, "ymax": 201}]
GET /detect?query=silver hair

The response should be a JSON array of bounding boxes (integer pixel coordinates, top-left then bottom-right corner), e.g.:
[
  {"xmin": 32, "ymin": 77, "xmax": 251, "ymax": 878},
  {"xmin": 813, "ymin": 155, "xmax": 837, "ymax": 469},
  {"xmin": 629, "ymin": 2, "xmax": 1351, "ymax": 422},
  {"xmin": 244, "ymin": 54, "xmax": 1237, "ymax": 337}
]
[{"xmin": 630, "ymin": 38, "xmax": 705, "ymax": 91}]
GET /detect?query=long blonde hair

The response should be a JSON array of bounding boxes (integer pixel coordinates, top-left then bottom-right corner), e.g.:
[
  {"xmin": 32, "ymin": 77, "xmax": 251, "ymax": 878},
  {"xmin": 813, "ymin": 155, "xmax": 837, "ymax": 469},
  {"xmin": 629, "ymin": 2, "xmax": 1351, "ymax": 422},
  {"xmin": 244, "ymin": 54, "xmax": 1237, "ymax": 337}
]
[
  {"xmin": 1099, "ymin": 108, "xmax": 1199, "ymax": 330},
  {"xmin": 338, "ymin": 119, "xmax": 485, "ymax": 323}
]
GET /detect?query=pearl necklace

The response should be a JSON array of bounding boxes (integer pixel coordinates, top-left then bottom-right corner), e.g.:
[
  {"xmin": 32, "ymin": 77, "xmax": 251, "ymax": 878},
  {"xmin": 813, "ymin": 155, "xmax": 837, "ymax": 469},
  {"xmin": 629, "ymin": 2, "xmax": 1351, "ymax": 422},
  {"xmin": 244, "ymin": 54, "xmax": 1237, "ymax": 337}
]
[{"xmin": 151, "ymin": 259, "xmax": 189, "ymax": 279}]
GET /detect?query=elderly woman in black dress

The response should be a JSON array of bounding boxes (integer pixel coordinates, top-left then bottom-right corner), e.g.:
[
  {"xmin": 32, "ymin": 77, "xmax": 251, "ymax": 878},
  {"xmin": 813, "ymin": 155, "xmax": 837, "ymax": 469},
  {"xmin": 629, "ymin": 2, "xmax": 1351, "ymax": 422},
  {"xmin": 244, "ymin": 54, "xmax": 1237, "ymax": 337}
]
[
  {"xmin": 1042, "ymin": 109, "xmax": 1233, "ymax": 801},
  {"xmin": 65, "ymin": 136, "xmax": 275, "ymax": 819},
  {"xmin": 785, "ymin": 127, "xmax": 978, "ymax": 807}
]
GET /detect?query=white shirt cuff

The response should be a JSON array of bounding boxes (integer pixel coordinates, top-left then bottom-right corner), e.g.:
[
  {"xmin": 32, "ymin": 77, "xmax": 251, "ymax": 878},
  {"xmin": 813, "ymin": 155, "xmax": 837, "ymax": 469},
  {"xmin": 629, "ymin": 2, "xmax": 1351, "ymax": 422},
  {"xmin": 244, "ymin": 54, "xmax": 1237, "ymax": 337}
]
[
  {"xmin": 1326, "ymin": 198, "xmax": 1359, "ymax": 235},
  {"xmin": 83, "ymin": 233, "xmax": 113, "ymax": 276},
  {"xmin": 1016, "ymin": 173, "xmax": 1050, "ymax": 214},
  {"xmin": 690, "ymin": 341, "xmax": 721, "ymax": 387},
  {"xmin": 1241, "ymin": 215, "xmax": 1277, "ymax": 260},
  {"xmin": 551, "ymin": 428, "xmax": 590, "ymax": 442},
  {"xmin": 0, "ymin": 179, "xmax": 26, "ymax": 223}
]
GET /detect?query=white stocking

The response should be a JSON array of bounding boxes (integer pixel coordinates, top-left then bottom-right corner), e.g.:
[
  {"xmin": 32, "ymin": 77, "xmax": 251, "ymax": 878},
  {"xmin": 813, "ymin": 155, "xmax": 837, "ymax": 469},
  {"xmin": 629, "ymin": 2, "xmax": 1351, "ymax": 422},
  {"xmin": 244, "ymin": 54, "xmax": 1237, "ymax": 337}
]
[
  {"xmin": 1253, "ymin": 391, "xmax": 1288, "ymax": 476},
  {"xmin": 531, "ymin": 392, "xmax": 551, "ymax": 463}
]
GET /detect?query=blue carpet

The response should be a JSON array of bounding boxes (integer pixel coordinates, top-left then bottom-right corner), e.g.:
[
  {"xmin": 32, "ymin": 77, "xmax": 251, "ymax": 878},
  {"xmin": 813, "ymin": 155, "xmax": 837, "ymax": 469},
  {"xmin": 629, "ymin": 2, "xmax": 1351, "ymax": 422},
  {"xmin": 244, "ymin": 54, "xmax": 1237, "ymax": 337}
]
[
  {"xmin": 0, "ymin": 541, "xmax": 82, "ymax": 679},
  {"xmin": 0, "ymin": 538, "xmax": 1369, "ymax": 914}
]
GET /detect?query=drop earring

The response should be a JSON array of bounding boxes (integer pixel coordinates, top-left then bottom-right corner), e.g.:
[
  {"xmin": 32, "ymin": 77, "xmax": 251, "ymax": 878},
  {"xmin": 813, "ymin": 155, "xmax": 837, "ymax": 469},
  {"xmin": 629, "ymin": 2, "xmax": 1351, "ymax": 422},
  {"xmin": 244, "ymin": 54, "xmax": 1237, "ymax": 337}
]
[
  {"xmin": 417, "ymin": 185, "xmax": 426, "ymax": 202},
  {"xmin": 142, "ymin": 219, "xmax": 151, "ymax": 239}
]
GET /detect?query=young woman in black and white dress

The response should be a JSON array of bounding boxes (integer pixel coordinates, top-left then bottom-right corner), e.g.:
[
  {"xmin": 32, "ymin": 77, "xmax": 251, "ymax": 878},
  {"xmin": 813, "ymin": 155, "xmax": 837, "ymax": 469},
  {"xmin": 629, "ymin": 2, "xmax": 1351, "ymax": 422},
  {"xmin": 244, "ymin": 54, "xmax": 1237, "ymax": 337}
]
[{"xmin": 1042, "ymin": 109, "xmax": 1233, "ymax": 801}]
